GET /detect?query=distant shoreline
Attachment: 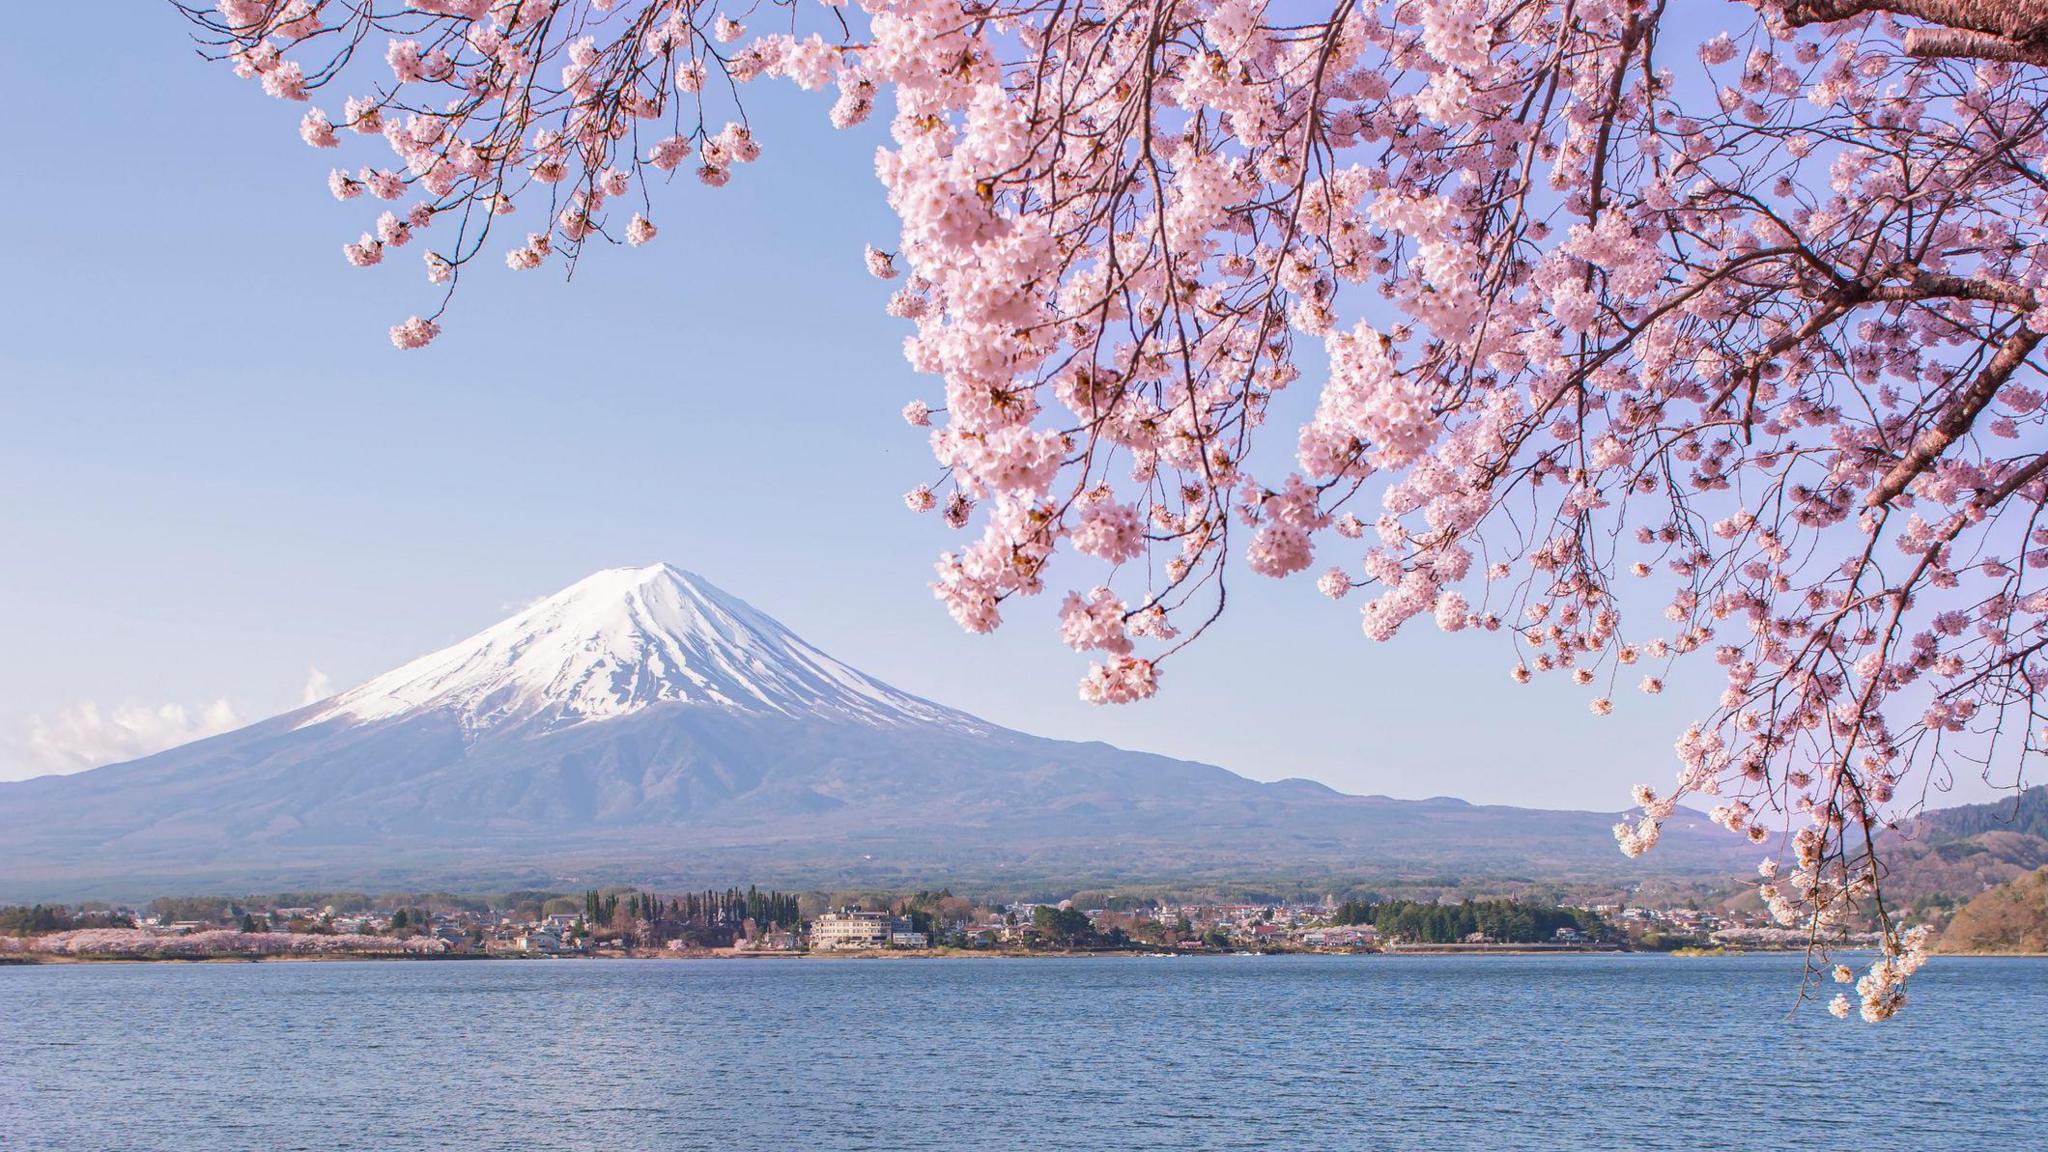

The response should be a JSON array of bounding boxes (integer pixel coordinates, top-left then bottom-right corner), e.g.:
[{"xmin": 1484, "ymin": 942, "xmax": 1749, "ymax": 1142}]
[
  {"xmin": 26, "ymin": 944, "xmax": 2012, "ymax": 966},
  {"xmin": 12, "ymin": 935, "xmax": 2041, "ymax": 967}
]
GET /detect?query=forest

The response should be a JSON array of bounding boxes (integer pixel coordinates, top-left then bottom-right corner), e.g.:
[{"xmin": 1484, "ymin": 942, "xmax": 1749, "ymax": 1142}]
[{"xmin": 1331, "ymin": 899, "xmax": 1605, "ymax": 945}]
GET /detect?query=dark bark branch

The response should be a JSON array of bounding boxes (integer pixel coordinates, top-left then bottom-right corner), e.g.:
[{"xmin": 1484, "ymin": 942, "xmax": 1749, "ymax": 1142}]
[
  {"xmin": 1776, "ymin": 0, "xmax": 2048, "ymax": 41},
  {"xmin": 1904, "ymin": 26, "xmax": 2048, "ymax": 61},
  {"xmin": 1870, "ymin": 270, "xmax": 2041, "ymax": 309},
  {"xmin": 1771, "ymin": 0, "xmax": 2048, "ymax": 61},
  {"xmin": 1978, "ymin": 450, "xmax": 2048, "ymax": 508},
  {"xmin": 1866, "ymin": 327, "xmax": 2045, "ymax": 507}
]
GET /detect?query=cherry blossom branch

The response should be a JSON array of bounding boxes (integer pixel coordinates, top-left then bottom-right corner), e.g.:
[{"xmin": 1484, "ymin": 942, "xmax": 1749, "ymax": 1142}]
[{"xmin": 178, "ymin": 0, "xmax": 2048, "ymax": 1021}]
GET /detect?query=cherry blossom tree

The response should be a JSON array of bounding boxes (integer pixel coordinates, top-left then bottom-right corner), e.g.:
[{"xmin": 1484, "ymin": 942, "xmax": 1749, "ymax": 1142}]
[
  {"xmin": 180, "ymin": 0, "xmax": 2048, "ymax": 1020},
  {"xmin": 1, "ymin": 928, "xmax": 447, "ymax": 957}
]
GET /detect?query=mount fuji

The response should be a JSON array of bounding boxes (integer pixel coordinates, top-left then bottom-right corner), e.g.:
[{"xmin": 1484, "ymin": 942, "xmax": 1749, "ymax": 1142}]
[
  {"xmin": 299, "ymin": 564, "xmax": 982, "ymax": 735},
  {"xmin": 0, "ymin": 564, "xmax": 1756, "ymax": 899}
]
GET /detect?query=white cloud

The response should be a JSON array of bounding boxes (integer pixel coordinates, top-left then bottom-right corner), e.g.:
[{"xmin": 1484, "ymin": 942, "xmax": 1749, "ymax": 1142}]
[
  {"xmin": 1, "ymin": 699, "xmax": 242, "ymax": 782},
  {"xmin": 301, "ymin": 666, "xmax": 334, "ymax": 705}
]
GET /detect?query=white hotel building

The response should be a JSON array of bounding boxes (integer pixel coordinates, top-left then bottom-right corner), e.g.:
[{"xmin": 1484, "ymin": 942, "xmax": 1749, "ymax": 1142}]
[{"xmin": 809, "ymin": 909, "xmax": 926, "ymax": 951}]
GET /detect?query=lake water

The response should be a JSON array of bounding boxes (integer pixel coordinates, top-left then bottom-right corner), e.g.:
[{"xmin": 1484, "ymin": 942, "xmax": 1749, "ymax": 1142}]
[{"xmin": 2, "ymin": 953, "xmax": 2041, "ymax": 1150}]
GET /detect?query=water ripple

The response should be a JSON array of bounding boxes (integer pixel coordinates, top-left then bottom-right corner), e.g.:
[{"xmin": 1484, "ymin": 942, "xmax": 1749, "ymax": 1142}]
[{"xmin": 0, "ymin": 954, "xmax": 2040, "ymax": 1151}]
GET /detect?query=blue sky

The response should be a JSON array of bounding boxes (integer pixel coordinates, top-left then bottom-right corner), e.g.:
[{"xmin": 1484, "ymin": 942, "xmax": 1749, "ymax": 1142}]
[{"xmin": 0, "ymin": 5, "xmax": 2008, "ymax": 811}]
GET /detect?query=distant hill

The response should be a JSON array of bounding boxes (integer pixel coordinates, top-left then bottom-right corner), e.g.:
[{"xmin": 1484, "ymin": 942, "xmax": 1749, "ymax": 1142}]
[
  {"xmin": 0, "ymin": 564, "xmax": 1765, "ymax": 901},
  {"xmin": 1913, "ymin": 785, "xmax": 2048, "ymax": 841},
  {"xmin": 1936, "ymin": 867, "xmax": 2048, "ymax": 954},
  {"xmin": 1879, "ymin": 787, "xmax": 2048, "ymax": 905}
]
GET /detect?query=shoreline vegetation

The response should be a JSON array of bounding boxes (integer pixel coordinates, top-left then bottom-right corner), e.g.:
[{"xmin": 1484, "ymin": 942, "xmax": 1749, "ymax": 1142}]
[
  {"xmin": 11, "ymin": 946, "xmax": 2042, "ymax": 965},
  {"xmin": 21, "ymin": 876, "xmax": 2022, "ymax": 965},
  {"xmin": 19, "ymin": 932, "xmax": 2024, "ymax": 964}
]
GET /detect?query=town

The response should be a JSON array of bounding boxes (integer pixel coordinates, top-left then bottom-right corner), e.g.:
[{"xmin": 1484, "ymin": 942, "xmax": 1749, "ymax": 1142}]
[{"xmin": 2, "ymin": 885, "xmax": 1853, "ymax": 961}]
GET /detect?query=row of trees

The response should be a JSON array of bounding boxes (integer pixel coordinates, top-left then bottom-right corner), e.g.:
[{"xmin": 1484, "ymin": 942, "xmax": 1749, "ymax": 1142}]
[
  {"xmin": 1, "ymin": 903, "xmax": 445, "ymax": 943},
  {"xmin": 1332, "ymin": 899, "xmax": 1605, "ymax": 945},
  {"xmin": 0, "ymin": 905, "xmax": 135, "ymax": 937},
  {"xmin": 676, "ymin": 886, "xmax": 801, "ymax": 930},
  {"xmin": 587, "ymin": 886, "xmax": 804, "ymax": 931},
  {"xmin": 574, "ymin": 886, "xmax": 807, "ymax": 949},
  {"xmin": 1030, "ymin": 905, "xmax": 1100, "ymax": 948}
]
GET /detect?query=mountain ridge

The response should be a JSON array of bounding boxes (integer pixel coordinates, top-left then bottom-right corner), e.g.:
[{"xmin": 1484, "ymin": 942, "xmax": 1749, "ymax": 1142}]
[
  {"xmin": 1870, "ymin": 786, "xmax": 2048, "ymax": 906},
  {"xmin": 0, "ymin": 563, "xmax": 1766, "ymax": 901}
]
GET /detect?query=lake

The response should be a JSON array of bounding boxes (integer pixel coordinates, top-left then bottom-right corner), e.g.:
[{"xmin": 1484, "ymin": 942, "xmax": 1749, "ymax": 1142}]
[{"xmin": 2, "ymin": 953, "xmax": 2041, "ymax": 1150}]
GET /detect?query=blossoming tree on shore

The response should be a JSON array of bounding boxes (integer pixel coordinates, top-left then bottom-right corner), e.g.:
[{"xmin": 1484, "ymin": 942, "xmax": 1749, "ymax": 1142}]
[{"xmin": 181, "ymin": 0, "xmax": 2048, "ymax": 1019}]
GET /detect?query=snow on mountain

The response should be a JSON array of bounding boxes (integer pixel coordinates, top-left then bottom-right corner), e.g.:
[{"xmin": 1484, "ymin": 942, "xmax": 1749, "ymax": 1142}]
[{"xmin": 300, "ymin": 563, "xmax": 982, "ymax": 735}]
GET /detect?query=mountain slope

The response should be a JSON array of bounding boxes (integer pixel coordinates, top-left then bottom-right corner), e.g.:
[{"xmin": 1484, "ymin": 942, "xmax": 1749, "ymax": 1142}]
[
  {"xmin": 0, "ymin": 564, "xmax": 1760, "ymax": 900},
  {"xmin": 1936, "ymin": 867, "xmax": 2048, "ymax": 954},
  {"xmin": 1910, "ymin": 785, "xmax": 2048, "ymax": 842},
  {"xmin": 1874, "ymin": 786, "xmax": 2048, "ymax": 905}
]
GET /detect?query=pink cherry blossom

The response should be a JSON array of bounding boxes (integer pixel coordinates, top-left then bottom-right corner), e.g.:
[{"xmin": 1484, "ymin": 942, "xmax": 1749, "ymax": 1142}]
[
  {"xmin": 1079, "ymin": 655, "xmax": 1157, "ymax": 705},
  {"xmin": 299, "ymin": 108, "xmax": 338, "ymax": 147},
  {"xmin": 375, "ymin": 211, "xmax": 412, "ymax": 247},
  {"xmin": 865, "ymin": 245, "xmax": 898, "ymax": 280},
  {"xmin": 1059, "ymin": 587, "xmax": 1133, "ymax": 656},
  {"xmin": 260, "ymin": 59, "xmax": 308, "ymax": 100},
  {"xmin": 342, "ymin": 234, "xmax": 382, "ymax": 267},
  {"xmin": 389, "ymin": 315, "xmax": 440, "ymax": 349}
]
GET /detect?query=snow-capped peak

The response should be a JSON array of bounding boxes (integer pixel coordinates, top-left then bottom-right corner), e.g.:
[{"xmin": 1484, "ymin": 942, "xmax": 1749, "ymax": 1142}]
[{"xmin": 301, "ymin": 564, "xmax": 983, "ymax": 735}]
